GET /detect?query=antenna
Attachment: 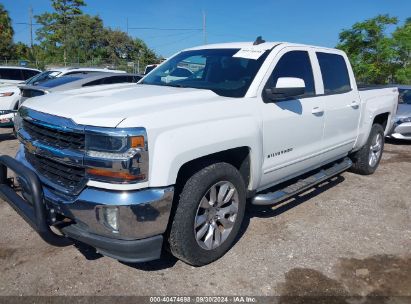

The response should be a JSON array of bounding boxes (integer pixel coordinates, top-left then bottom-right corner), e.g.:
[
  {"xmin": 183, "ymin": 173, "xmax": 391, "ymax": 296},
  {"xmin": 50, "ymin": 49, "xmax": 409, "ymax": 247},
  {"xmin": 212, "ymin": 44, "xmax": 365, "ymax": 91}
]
[{"xmin": 253, "ymin": 36, "xmax": 265, "ymax": 45}]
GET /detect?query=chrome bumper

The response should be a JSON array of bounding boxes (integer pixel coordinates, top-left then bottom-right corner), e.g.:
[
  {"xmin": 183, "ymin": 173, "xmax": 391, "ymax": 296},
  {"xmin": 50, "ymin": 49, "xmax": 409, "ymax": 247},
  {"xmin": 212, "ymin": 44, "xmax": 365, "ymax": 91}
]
[
  {"xmin": 15, "ymin": 147, "xmax": 174, "ymax": 240},
  {"xmin": 45, "ymin": 186, "xmax": 174, "ymax": 240},
  {"xmin": 0, "ymin": 154, "xmax": 171, "ymax": 262},
  {"xmin": 390, "ymin": 122, "xmax": 411, "ymax": 140}
]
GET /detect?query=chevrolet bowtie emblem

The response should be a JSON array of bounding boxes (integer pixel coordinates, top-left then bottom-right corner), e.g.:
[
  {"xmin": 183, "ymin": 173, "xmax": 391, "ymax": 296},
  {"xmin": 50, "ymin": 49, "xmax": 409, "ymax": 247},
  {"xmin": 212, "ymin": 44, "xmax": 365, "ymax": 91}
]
[{"xmin": 26, "ymin": 142, "xmax": 37, "ymax": 154}]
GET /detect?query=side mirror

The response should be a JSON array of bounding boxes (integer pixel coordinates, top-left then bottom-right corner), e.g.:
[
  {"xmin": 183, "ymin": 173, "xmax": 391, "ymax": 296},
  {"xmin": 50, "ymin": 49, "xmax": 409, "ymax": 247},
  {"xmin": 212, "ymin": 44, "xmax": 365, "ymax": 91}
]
[{"xmin": 265, "ymin": 77, "xmax": 306, "ymax": 101}]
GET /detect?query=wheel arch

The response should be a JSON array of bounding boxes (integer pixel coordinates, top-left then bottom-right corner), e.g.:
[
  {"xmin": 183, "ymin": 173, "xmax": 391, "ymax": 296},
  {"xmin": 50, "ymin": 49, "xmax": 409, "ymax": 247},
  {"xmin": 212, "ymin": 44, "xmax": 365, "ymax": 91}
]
[
  {"xmin": 175, "ymin": 147, "xmax": 252, "ymax": 193},
  {"xmin": 372, "ymin": 112, "xmax": 390, "ymax": 133}
]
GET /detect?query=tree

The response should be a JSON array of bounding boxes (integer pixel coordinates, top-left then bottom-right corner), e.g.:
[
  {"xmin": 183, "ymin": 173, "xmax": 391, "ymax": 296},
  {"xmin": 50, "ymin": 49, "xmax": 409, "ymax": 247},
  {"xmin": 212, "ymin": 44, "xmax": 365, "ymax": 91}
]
[
  {"xmin": 35, "ymin": 0, "xmax": 86, "ymax": 63},
  {"xmin": 13, "ymin": 42, "xmax": 31, "ymax": 60},
  {"xmin": 0, "ymin": 4, "xmax": 14, "ymax": 60},
  {"xmin": 101, "ymin": 29, "xmax": 157, "ymax": 71},
  {"xmin": 392, "ymin": 18, "xmax": 411, "ymax": 83},
  {"xmin": 65, "ymin": 14, "xmax": 105, "ymax": 62},
  {"xmin": 337, "ymin": 15, "xmax": 398, "ymax": 84}
]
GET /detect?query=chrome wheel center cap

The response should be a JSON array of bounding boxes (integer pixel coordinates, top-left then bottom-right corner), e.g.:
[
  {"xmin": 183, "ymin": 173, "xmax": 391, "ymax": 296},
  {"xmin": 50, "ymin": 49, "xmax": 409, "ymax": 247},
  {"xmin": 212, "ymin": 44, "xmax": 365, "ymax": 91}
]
[{"xmin": 208, "ymin": 208, "xmax": 217, "ymax": 220}]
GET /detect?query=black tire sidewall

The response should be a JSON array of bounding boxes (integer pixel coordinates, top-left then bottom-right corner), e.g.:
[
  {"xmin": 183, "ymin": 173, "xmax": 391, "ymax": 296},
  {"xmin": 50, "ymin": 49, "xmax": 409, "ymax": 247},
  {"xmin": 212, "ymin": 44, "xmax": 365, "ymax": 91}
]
[{"xmin": 169, "ymin": 162, "xmax": 246, "ymax": 266}]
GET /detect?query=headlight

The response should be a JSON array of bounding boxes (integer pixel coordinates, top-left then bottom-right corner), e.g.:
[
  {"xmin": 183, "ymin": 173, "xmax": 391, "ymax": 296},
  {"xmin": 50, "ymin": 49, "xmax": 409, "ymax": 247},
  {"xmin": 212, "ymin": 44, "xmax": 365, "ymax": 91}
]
[
  {"xmin": 396, "ymin": 117, "xmax": 411, "ymax": 124},
  {"xmin": 84, "ymin": 128, "xmax": 148, "ymax": 183},
  {"xmin": 13, "ymin": 111, "xmax": 23, "ymax": 131}
]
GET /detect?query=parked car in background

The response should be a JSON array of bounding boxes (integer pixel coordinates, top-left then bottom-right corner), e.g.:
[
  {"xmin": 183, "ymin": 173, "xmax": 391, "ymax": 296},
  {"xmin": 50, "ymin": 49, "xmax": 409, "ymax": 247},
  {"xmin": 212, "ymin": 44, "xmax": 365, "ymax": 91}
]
[
  {"xmin": 389, "ymin": 85, "xmax": 411, "ymax": 140},
  {"xmin": 0, "ymin": 66, "xmax": 41, "ymax": 87},
  {"xmin": 0, "ymin": 67, "xmax": 127, "ymax": 127},
  {"xmin": 144, "ymin": 64, "xmax": 159, "ymax": 75},
  {"xmin": 0, "ymin": 41, "xmax": 398, "ymax": 266},
  {"xmin": 18, "ymin": 73, "xmax": 142, "ymax": 106},
  {"xmin": 144, "ymin": 59, "xmax": 167, "ymax": 75},
  {"xmin": 0, "ymin": 67, "xmax": 42, "ymax": 127}
]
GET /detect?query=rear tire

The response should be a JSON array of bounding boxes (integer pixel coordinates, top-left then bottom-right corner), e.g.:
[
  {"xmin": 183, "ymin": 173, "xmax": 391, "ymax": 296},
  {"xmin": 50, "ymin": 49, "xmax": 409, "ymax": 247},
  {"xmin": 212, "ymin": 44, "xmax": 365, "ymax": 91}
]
[
  {"xmin": 350, "ymin": 124, "xmax": 385, "ymax": 175},
  {"xmin": 168, "ymin": 162, "xmax": 246, "ymax": 266}
]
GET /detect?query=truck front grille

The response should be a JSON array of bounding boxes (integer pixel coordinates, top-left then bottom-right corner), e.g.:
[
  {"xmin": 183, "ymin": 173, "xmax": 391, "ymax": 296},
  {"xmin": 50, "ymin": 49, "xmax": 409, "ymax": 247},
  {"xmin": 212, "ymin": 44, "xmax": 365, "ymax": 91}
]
[
  {"xmin": 25, "ymin": 151, "xmax": 86, "ymax": 193},
  {"xmin": 23, "ymin": 119, "xmax": 85, "ymax": 150}
]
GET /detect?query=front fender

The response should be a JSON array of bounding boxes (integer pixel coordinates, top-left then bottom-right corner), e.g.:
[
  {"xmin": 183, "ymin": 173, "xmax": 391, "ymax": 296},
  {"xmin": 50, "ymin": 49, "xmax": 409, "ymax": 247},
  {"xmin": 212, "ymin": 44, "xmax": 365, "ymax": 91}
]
[{"xmin": 147, "ymin": 116, "xmax": 262, "ymax": 190}]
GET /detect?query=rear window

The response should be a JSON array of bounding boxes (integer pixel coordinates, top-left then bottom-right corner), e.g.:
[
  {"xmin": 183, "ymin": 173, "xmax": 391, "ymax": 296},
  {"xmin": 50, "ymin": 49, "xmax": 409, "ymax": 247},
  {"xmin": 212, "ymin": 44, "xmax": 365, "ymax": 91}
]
[
  {"xmin": 399, "ymin": 89, "xmax": 411, "ymax": 104},
  {"xmin": 316, "ymin": 52, "xmax": 351, "ymax": 94},
  {"xmin": 22, "ymin": 69, "xmax": 40, "ymax": 80},
  {"xmin": 0, "ymin": 68, "xmax": 24, "ymax": 81},
  {"xmin": 82, "ymin": 75, "xmax": 140, "ymax": 87}
]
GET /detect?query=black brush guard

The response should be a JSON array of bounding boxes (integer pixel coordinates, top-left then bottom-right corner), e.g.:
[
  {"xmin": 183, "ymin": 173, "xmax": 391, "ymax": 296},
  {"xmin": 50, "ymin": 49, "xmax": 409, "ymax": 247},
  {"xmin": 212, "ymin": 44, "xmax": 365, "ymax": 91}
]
[{"xmin": 0, "ymin": 155, "xmax": 72, "ymax": 247}]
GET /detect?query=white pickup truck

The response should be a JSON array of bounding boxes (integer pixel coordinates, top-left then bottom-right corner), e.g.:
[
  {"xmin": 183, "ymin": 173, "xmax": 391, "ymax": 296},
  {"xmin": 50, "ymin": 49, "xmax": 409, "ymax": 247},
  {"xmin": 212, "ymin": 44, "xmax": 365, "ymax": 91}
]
[{"xmin": 0, "ymin": 41, "xmax": 398, "ymax": 266}]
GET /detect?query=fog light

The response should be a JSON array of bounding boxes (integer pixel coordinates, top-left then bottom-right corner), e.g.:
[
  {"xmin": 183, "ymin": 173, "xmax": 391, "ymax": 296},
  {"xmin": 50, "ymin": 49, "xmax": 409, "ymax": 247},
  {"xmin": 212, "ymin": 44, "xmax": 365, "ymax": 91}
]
[{"xmin": 103, "ymin": 207, "xmax": 119, "ymax": 232}]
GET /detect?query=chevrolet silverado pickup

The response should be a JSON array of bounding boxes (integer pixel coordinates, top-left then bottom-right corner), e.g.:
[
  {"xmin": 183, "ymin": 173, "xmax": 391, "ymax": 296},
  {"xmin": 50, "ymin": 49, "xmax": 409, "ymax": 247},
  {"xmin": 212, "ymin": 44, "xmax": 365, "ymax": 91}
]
[{"xmin": 0, "ymin": 41, "xmax": 398, "ymax": 266}]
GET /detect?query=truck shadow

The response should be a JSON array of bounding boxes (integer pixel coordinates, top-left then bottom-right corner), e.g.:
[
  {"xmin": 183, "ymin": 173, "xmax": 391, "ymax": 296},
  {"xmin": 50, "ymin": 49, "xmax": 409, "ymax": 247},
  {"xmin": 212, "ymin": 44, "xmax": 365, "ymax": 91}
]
[
  {"xmin": 0, "ymin": 131, "xmax": 15, "ymax": 142},
  {"xmin": 73, "ymin": 240, "xmax": 179, "ymax": 270},
  {"xmin": 120, "ymin": 250, "xmax": 178, "ymax": 271},
  {"xmin": 385, "ymin": 137, "xmax": 411, "ymax": 145}
]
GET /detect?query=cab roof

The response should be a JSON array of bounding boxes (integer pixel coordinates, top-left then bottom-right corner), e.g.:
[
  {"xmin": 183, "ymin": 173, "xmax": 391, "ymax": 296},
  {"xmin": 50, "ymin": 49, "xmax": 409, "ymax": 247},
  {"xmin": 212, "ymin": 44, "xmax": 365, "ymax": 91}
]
[
  {"xmin": 0, "ymin": 66, "xmax": 41, "ymax": 72},
  {"xmin": 184, "ymin": 41, "xmax": 342, "ymax": 53}
]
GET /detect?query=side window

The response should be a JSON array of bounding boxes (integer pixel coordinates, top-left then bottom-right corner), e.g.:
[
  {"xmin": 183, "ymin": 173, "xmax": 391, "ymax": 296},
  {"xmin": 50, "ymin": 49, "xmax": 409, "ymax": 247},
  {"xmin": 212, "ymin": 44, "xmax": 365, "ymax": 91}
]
[
  {"xmin": 22, "ymin": 69, "xmax": 40, "ymax": 80},
  {"xmin": 268, "ymin": 51, "xmax": 316, "ymax": 98},
  {"xmin": 0, "ymin": 68, "xmax": 24, "ymax": 81},
  {"xmin": 316, "ymin": 52, "xmax": 351, "ymax": 94},
  {"xmin": 82, "ymin": 79, "xmax": 104, "ymax": 87},
  {"xmin": 103, "ymin": 76, "xmax": 129, "ymax": 84}
]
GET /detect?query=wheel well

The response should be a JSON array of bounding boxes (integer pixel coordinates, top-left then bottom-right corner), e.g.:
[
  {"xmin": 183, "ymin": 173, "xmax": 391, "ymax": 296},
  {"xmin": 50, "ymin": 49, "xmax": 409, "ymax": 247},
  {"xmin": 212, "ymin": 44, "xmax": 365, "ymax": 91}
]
[
  {"xmin": 373, "ymin": 112, "xmax": 389, "ymax": 132},
  {"xmin": 175, "ymin": 147, "xmax": 251, "ymax": 190}
]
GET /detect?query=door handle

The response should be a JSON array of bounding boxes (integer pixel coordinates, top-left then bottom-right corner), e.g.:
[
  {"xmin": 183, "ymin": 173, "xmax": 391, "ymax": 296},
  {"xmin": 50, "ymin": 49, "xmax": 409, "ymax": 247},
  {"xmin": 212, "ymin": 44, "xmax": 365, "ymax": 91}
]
[
  {"xmin": 349, "ymin": 101, "xmax": 360, "ymax": 109},
  {"xmin": 311, "ymin": 107, "xmax": 324, "ymax": 115}
]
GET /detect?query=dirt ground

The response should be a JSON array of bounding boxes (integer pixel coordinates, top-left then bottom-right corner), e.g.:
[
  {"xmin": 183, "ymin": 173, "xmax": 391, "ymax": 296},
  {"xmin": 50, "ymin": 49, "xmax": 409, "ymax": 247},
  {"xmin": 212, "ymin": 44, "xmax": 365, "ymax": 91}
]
[{"xmin": 0, "ymin": 127, "xmax": 410, "ymax": 298}]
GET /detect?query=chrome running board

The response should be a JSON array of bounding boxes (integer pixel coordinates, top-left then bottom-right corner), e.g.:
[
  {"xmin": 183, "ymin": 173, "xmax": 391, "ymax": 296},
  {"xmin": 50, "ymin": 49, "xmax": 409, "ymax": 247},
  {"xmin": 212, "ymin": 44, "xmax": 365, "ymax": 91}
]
[{"xmin": 252, "ymin": 157, "xmax": 352, "ymax": 206}]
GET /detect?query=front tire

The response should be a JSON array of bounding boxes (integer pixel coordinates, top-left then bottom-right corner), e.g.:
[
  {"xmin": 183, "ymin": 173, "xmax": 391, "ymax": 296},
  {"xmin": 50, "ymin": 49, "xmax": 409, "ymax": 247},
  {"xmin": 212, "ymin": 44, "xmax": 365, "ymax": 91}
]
[
  {"xmin": 350, "ymin": 124, "xmax": 385, "ymax": 175},
  {"xmin": 168, "ymin": 162, "xmax": 246, "ymax": 266}
]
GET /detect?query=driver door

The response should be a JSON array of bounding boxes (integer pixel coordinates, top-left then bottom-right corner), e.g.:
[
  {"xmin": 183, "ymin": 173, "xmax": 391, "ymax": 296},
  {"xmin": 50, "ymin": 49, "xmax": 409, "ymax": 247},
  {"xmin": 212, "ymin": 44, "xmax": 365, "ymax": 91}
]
[{"xmin": 258, "ymin": 48, "xmax": 326, "ymax": 189}]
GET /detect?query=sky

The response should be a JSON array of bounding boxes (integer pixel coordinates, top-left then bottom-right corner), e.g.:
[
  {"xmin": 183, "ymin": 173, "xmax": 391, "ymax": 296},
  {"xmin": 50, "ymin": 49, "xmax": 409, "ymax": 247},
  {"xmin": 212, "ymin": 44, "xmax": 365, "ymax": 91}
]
[{"xmin": 3, "ymin": 0, "xmax": 411, "ymax": 57}]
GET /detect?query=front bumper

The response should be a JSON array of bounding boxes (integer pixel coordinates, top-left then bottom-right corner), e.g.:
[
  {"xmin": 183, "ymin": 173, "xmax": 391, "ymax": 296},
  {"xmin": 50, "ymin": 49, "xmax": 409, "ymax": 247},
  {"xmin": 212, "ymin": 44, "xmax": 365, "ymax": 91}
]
[
  {"xmin": 0, "ymin": 154, "xmax": 174, "ymax": 263},
  {"xmin": 0, "ymin": 110, "xmax": 15, "ymax": 128},
  {"xmin": 389, "ymin": 121, "xmax": 411, "ymax": 140}
]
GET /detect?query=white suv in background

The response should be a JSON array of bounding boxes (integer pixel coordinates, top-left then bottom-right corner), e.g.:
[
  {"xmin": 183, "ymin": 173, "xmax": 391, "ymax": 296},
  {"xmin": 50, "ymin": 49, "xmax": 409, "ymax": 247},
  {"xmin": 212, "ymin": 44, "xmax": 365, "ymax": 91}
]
[
  {"xmin": 0, "ymin": 66, "xmax": 41, "ymax": 87},
  {"xmin": 0, "ymin": 67, "xmax": 125, "ymax": 127}
]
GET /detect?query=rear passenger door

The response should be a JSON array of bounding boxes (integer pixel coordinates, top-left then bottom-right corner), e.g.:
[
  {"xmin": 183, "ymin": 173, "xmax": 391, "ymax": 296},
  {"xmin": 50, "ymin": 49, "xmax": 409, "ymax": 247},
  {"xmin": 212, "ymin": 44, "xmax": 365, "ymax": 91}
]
[{"xmin": 314, "ymin": 51, "xmax": 360, "ymax": 160}]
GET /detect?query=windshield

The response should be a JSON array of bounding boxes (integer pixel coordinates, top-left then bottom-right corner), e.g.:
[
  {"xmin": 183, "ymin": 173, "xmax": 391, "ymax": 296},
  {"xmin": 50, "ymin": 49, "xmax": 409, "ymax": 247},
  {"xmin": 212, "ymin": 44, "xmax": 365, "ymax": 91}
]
[
  {"xmin": 399, "ymin": 89, "xmax": 411, "ymax": 105},
  {"xmin": 26, "ymin": 70, "xmax": 61, "ymax": 85},
  {"xmin": 142, "ymin": 48, "xmax": 269, "ymax": 97}
]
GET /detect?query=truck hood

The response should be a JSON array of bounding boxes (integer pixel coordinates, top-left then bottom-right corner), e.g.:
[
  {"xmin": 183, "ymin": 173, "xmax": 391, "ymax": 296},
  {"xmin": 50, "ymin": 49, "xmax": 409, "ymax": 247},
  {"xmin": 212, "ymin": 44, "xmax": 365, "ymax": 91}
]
[{"xmin": 22, "ymin": 84, "xmax": 230, "ymax": 128}]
